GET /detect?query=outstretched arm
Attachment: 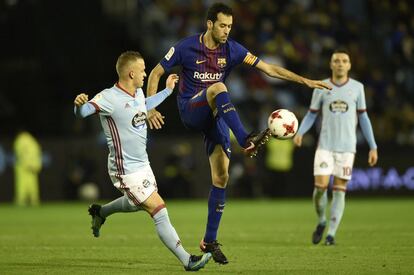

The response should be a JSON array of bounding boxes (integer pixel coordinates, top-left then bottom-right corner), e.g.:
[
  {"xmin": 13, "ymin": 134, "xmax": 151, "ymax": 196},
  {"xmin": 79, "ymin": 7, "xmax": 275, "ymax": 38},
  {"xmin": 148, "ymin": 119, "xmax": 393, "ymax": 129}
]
[
  {"xmin": 255, "ymin": 60, "xmax": 332, "ymax": 90},
  {"xmin": 358, "ymin": 111, "xmax": 378, "ymax": 166},
  {"xmin": 145, "ymin": 74, "xmax": 179, "ymax": 110},
  {"xmin": 146, "ymin": 64, "xmax": 167, "ymax": 129}
]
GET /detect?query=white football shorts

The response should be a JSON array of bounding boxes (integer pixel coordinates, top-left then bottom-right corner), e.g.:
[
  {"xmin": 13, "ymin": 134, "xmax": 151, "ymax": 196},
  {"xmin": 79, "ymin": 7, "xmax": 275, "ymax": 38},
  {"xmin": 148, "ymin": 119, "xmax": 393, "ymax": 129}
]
[
  {"xmin": 313, "ymin": 149, "xmax": 355, "ymax": 180},
  {"xmin": 111, "ymin": 165, "xmax": 157, "ymax": 206}
]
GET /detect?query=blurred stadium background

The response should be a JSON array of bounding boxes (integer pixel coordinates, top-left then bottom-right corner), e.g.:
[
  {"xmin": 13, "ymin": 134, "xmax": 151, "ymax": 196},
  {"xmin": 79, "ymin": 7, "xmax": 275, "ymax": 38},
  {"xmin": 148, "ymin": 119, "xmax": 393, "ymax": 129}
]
[{"xmin": 1, "ymin": 0, "xmax": 414, "ymax": 201}]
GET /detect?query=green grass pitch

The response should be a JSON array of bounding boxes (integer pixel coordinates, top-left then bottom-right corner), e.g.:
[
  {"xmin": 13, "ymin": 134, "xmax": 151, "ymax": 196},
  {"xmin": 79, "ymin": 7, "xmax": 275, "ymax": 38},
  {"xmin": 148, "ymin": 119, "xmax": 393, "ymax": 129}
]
[{"xmin": 0, "ymin": 198, "xmax": 413, "ymax": 274}]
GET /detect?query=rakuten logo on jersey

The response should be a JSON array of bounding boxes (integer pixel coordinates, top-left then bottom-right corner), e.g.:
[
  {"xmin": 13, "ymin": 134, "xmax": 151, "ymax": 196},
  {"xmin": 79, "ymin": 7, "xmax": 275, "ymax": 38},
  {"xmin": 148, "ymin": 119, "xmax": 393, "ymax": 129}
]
[{"xmin": 193, "ymin": 72, "xmax": 222, "ymax": 82}]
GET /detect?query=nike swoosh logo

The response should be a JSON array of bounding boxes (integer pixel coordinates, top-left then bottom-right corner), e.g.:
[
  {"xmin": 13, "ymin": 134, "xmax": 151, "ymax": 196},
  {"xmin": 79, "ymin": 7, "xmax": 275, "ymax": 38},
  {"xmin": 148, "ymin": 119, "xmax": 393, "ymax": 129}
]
[
  {"xmin": 196, "ymin": 60, "xmax": 207, "ymax": 64},
  {"xmin": 221, "ymin": 103, "xmax": 231, "ymax": 108}
]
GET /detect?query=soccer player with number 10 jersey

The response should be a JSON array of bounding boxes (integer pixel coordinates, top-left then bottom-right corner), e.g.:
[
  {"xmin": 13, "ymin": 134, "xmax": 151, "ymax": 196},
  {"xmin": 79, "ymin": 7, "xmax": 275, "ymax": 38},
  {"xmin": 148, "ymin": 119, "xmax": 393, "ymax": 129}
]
[{"xmin": 294, "ymin": 49, "xmax": 378, "ymax": 246}]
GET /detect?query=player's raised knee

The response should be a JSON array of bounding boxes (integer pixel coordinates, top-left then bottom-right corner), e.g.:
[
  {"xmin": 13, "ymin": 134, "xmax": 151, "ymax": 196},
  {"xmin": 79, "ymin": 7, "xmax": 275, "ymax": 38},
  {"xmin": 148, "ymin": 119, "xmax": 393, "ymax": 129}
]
[
  {"xmin": 208, "ymin": 82, "xmax": 228, "ymax": 96},
  {"xmin": 212, "ymin": 172, "xmax": 229, "ymax": 187}
]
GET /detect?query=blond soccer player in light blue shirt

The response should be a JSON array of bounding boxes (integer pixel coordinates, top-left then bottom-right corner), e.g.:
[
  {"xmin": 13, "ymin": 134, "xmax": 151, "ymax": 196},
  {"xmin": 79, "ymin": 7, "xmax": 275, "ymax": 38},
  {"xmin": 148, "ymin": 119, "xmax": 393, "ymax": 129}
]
[{"xmin": 74, "ymin": 51, "xmax": 211, "ymax": 271}]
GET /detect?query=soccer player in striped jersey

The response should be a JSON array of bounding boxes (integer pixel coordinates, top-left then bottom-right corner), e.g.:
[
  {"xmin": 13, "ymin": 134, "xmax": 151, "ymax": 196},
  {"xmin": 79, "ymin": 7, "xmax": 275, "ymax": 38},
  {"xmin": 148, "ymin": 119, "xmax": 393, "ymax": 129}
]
[
  {"xmin": 146, "ymin": 3, "xmax": 332, "ymax": 264},
  {"xmin": 73, "ymin": 51, "xmax": 211, "ymax": 271},
  {"xmin": 294, "ymin": 49, "xmax": 378, "ymax": 246}
]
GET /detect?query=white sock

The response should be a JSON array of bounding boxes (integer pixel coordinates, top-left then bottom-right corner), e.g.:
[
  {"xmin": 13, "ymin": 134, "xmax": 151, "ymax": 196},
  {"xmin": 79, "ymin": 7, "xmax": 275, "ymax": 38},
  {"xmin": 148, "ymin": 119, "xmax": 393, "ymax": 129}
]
[
  {"xmin": 100, "ymin": 195, "xmax": 143, "ymax": 218},
  {"xmin": 327, "ymin": 190, "xmax": 346, "ymax": 237},
  {"xmin": 153, "ymin": 208, "xmax": 191, "ymax": 266},
  {"xmin": 313, "ymin": 187, "xmax": 328, "ymax": 225}
]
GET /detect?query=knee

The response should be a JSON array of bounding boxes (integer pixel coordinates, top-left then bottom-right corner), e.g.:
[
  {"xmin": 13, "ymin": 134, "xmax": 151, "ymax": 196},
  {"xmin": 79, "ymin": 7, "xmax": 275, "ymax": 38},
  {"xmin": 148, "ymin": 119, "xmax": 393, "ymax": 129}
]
[
  {"xmin": 314, "ymin": 182, "xmax": 329, "ymax": 190},
  {"xmin": 333, "ymin": 178, "xmax": 348, "ymax": 191},
  {"xmin": 208, "ymin": 82, "xmax": 227, "ymax": 97},
  {"xmin": 314, "ymin": 176, "xmax": 330, "ymax": 190},
  {"xmin": 332, "ymin": 184, "xmax": 347, "ymax": 192},
  {"xmin": 212, "ymin": 172, "xmax": 229, "ymax": 188}
]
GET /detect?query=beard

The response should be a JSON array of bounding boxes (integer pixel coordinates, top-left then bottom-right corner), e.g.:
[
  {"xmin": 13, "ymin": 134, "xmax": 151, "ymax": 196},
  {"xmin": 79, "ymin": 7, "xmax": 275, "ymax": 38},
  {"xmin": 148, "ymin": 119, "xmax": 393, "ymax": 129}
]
[
  {"xmin": 212, "ymin": 34, "xmax": 222, "ymax": 44},
  {"xmin": 335, "ymin": 71, "xmax": 347, "ymax": 78},
  {"xmin": 212, "ymin": 28, "xmax": 227, "ymax": 44}
]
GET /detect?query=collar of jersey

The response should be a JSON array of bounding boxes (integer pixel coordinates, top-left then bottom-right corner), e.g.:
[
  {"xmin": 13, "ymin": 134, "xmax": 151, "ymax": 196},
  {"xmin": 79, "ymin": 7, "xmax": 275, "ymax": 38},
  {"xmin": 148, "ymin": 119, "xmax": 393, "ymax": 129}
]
[
  {"xmin": 199, "ymin": 32, "xmax": 221, "ymax": 51},
  {"xmin": 329, "ymin": 77, "xmax": 350, "ymax": 87},
  {"xmin": 115, "ymin": 82, "xmax": 136, "ymax": 98}
]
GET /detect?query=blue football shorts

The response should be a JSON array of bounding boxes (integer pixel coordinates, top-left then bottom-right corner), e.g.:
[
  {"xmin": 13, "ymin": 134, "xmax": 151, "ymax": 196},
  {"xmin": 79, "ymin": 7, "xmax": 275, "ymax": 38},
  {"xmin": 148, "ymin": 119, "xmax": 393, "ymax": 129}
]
[{"xmin": 177, "ymin": 89, "xmax": 231, "ymax": 158}]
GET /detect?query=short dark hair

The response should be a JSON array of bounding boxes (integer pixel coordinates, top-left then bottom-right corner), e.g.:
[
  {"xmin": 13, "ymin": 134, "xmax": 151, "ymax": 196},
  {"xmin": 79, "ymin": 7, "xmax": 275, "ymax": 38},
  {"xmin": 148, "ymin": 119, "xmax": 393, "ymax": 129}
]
[
  {"xmin": 333, "ymin": 48, "xmax": 350, "ymax": 56},
  {"xmin": 206, "ymin": 3, "xmax": 233, "ymax": 23}
]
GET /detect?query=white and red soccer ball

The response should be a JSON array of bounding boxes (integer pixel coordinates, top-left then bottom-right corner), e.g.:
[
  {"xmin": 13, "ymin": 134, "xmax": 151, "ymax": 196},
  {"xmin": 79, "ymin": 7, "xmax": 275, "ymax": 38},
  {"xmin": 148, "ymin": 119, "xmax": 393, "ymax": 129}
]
[{"xmin": 267, "ymin": 109, "xmax": 298, "ymax": 139}]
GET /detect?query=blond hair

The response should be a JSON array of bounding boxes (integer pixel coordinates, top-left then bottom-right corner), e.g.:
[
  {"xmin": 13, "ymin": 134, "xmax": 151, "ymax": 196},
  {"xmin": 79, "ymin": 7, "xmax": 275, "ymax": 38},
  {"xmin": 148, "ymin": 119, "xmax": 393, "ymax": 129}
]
[{"xmin": 115, "ymin": 51, "xmax": 143, "ymax": 77}]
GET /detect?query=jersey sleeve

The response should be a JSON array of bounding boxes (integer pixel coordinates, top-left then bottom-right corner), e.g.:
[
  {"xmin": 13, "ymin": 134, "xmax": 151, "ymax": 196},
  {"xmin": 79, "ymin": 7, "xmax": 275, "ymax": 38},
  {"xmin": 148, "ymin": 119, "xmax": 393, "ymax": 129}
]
[
  {"xmin": 159, "ymin": 43, "xmax": 182, "ymax": 72},
  {"xmin": 356, "ymin": 84, "xmax": 367, "ymax": 112},
  {"xmin": 229, "ymin": 40, "xmax": 260, "ymax": 67},
  {"xmin": 145, "ymin": 88, "xmax": 173, "ymax": 110},
  {"xmin": 74, "ymin": 103, "xmax": 96, "ymax": 118},
  {"xmin": 309, "ymin": 89, "xmax": 323, "ymax": 112},
  {"xmin": 89, "ymin": 90, "xmax": 114, "ymax": 115}
]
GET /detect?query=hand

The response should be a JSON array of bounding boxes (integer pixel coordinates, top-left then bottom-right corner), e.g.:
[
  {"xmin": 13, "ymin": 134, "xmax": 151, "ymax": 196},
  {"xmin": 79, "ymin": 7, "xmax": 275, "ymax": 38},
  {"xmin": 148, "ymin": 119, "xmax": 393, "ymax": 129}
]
[
  {"xmin": 293, "ymin": 135, "xmax": 303, "ymax": 147},
  {"xmin": 368, "ymin": 149, "xmax": 378, "ymax": 167},
  {"xmin": 147, "ymin": 109, "xmax": 165, "ymax": 129},
  {"xmin": 166, "ymin": 74, "xmax": 179, "ymax": 90},
  {"xmin": 74, "ymin": 93, "xmax": 89, "ymax": 107},
  {"xmin": 303, "ymin": 79, "xmax": 332, "ymax": 90}
]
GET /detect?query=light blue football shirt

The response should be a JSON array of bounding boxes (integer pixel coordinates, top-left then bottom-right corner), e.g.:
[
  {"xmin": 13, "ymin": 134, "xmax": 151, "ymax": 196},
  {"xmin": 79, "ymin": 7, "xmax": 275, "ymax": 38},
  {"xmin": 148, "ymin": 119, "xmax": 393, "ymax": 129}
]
[
  {"xmin": 88, "ymin": 84, "xmax": 156, "ymax": 179},
  {"xmin": 310, "ymin": 78, "xmax": 366, "ymax": 153}
]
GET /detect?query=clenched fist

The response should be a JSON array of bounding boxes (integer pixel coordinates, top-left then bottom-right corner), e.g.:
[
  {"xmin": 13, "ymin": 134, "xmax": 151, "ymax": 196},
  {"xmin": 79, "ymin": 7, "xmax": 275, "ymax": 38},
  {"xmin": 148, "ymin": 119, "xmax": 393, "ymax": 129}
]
[{"xmin": 74, "ymin": 93, "xmax": 89, "ymax": 107}]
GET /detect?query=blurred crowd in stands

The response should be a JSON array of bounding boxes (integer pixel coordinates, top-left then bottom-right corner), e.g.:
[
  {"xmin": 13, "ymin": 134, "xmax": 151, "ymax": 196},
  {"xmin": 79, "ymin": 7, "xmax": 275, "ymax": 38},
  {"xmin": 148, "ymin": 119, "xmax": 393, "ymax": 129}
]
[
  {"xmin": 2, "ymin": 0, "xmax": 413, "ymax": 144},
  {"xmin": 122, "ymin": 0, "xmax": 414, "ymax": 146},
  {"xmin": 2, "ymin": 0, "xmax": 414, "ymax": 199},
  {"xmin": 104, "ymin": 0, "xmax": 414, "ymax": 148}
]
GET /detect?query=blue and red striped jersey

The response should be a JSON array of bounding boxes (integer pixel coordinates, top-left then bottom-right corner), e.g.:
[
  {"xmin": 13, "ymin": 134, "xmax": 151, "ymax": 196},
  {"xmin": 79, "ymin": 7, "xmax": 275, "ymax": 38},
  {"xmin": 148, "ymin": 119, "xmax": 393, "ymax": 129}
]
[{"xmin": 160, "ymin": 33, "xmax": 260, "ymax": 99}]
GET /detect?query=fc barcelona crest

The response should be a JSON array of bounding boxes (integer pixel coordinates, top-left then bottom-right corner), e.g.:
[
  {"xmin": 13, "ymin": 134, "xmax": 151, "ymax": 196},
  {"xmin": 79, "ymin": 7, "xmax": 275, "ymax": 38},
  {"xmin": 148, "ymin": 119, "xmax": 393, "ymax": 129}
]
[{"xmin": 217, "ymin": 57, "xmax": 227, "ymax": 68}]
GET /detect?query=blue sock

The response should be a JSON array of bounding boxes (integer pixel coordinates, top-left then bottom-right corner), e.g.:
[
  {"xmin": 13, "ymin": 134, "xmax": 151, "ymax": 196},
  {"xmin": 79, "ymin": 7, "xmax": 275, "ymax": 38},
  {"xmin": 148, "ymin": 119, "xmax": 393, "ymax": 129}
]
[
  {"xmin": 204, "ymin": 185, "xmax": 226, "ymax": 243},
  {"xmin": 215, "ymin": 92, "xmax": 248, "ymax": 147}
]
